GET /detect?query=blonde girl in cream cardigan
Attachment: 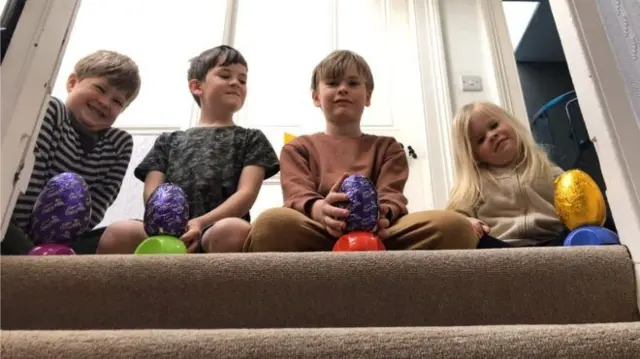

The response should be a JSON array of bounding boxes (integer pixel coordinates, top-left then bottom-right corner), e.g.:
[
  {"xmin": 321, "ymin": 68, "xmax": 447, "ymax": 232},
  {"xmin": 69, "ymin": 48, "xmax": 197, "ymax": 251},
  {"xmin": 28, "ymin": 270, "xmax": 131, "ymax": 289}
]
[{"xmin": 447, "ymin": 101, "xmax": 566, "ymax": 247}]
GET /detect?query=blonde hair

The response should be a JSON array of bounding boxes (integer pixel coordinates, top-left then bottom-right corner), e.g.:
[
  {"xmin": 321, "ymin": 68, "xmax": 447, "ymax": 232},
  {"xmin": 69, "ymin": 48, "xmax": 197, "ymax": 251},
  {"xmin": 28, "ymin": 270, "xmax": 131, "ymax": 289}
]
[
  {"xmin": 447, "ymin": 101, "xmax": 554, "ymax": 213},
  {"xmin": 310, "ymin": 50, "xmax": 374, "ymax": 93},
  {"xmin": 73, "ymin": 50, "xmax": 141, "ymax": 104}
]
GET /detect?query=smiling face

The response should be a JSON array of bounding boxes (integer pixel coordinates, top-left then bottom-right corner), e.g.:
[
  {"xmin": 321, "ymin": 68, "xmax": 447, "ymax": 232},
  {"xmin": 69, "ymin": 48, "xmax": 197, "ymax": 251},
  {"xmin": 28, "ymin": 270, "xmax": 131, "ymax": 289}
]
[
  {"xmin": 189, "ymin": 63, "xmax": 247, "ymax": 114},
  {"xmin": 65, "ymin": 75, "xmax": 128, "ymax": 131},
  {"xmin": 468, "ymin": 108, "xmax": 520, "ymax": 167}
]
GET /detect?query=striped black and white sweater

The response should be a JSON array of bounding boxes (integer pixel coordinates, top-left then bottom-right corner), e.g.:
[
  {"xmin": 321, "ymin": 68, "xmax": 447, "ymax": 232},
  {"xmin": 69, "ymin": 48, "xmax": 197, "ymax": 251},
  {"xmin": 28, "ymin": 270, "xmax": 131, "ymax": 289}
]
[{"xmin": 11, "ymin": 97, "xmax": 133, "ymax": 234}]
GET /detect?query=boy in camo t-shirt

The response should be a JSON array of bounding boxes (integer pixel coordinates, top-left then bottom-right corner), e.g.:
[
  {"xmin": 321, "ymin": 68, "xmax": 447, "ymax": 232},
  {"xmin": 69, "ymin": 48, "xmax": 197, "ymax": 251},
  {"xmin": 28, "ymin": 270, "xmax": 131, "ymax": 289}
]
[{"xmin": 98, "ymin": 46, "xmax": 279, "ymax": 254}]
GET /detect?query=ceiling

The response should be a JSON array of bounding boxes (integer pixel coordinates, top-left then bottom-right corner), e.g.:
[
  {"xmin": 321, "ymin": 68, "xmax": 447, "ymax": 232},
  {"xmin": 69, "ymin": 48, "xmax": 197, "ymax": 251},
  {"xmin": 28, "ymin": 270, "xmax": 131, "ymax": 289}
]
[{"xmin": 503, "ymin": 0, "xmax": 566, "ymax": 63}]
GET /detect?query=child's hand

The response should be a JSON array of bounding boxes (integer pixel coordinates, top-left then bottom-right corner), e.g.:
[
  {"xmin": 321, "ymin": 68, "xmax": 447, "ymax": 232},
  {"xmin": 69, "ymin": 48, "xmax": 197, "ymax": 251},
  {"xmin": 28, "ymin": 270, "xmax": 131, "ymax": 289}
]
[
  {"xmin": 181, "ymin": 219, "xmax": 203, "ymax": 253},
  {"xmin": 312, "ymin": 173, "xmax": 350, "ymax": 238},
  {"xmin": 375, "ymin": 206, "xmax": 391, "ymax": 239},
  {"xmin": 468, "ymin": 217, "xmax": 490, "ymax": 238}
]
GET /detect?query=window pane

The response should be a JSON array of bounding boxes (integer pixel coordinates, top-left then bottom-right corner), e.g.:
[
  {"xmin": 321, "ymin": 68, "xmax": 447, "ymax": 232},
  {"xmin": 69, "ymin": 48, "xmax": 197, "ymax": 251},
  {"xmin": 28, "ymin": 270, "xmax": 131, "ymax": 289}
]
[
  {"xmin": 337, "ymin": 0, "xmax": 423, "ymax": 128},
  {"xmin": 52, "ymin": 0, "xmax": 227, "ymax": 129},
  {"xmin": 501, "ymin": 1, "xmax": 540, "ymax": 50},
  {"xmin": 233, "ymin": 0, "xmax": 333, "ymax": 140}
]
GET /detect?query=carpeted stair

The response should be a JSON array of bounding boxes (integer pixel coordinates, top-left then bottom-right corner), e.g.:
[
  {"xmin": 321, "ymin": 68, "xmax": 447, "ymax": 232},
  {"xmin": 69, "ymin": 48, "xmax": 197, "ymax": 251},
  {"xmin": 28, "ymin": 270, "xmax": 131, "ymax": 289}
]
[{"xmin": 2, "ymin": 246, "xmax": 640, "ymax": 357}]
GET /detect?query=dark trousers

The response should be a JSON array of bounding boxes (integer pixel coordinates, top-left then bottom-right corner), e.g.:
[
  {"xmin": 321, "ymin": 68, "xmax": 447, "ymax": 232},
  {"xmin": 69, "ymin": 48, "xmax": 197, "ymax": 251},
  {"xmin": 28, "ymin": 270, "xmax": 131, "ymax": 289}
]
[
  {"xmin": 477, "ymin": 229, "xmax": 571, "ymax": 249},
  {"xmin": 1, "ymin": 221, "xmax": 105, "ymax": 255}
]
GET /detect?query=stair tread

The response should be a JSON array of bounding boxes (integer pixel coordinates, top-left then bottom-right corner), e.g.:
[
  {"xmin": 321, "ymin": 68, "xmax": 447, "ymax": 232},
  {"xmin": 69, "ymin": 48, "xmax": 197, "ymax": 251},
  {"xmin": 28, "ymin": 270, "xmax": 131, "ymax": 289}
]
[
  {"xmin": 3, "ymin": 323, "xmax": 640, "ymax": 358},
  {"xmin": 2, "ymin": 246, "xmax": 638, "ymax": 330}
]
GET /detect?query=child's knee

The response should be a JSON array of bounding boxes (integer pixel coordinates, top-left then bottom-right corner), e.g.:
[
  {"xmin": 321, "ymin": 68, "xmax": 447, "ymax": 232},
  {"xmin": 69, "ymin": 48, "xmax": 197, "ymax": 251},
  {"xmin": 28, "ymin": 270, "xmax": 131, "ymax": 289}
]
[
  {"xmin": 250, "ymin": 207, "xmax": 302, "ymax": 233},
  {"xmin": 201, "ymin": 218, "xmax": 250, "ymax": 253},
  {"xmin": 429, "ymin": 210, "xmax": 478, "ymax": 249},
  {"xmin": 212, "ymin": 217, "xmax": 251, "ymax": 238},
  {"xmin": 97, "ymin": 220, "xmax": 146, "ymax": 254},
  {"xmin": 244, "ymin": 207, "xmax": 322, "ymax": 252}
]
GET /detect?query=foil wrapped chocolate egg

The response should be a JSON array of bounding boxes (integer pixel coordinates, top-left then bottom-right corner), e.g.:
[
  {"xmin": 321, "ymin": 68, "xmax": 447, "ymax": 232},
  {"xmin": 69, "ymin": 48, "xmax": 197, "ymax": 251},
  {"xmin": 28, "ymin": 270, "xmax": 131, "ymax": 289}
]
[
  {"xmin": 144, "ymin": 183, "xmax": 189, "ymax": 237},
  {"xmin": 28, "ymin": 172, "xmax": 92, "ymax": 244},
  {"xmin": 554, "ymin": 169, "xmax": 606, "ymax": 230},
  {"xmin": 339, "ymin": 174, "xmax": 379, "ymax": 232}
]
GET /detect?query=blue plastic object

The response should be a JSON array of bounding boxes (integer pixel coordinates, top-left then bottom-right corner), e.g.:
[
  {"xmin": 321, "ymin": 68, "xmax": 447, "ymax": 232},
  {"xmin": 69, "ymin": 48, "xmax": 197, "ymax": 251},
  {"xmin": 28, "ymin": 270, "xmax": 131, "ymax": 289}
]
[
  {"xmin": 531, "ymin": 90, "xmax": 576, "ymax": 125},
  {"xmin": 563, "ymin": 225, "xmax": 620, "ymax": 246}
]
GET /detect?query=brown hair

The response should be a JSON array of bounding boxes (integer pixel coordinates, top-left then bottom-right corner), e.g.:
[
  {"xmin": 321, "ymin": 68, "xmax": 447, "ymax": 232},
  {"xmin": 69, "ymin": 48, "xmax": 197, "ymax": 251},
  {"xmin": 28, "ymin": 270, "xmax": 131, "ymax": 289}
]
[
  {"xmin": 310, "ymin": 50, "xmax": 374, "ymax": 92},
  {"xmin": 73, "ymin": 50, "xmax": 141, "ymax": 104}
]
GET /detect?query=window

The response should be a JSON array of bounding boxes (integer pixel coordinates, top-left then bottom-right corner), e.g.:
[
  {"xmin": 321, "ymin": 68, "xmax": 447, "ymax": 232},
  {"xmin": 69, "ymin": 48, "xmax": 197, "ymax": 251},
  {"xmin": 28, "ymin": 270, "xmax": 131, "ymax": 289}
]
[
  {"xmin": 51, "ymin": 0, "xmax": 227, "ymax": 129},
  {"xmin": 233, "ymin": 0, "xmax": 333, "ymax": 135},
  {"xmin": 337, "ymin": 0, "xmax": 424, "ymax": 128},
  {"xmin": 231, "ymin": 0, "xmax": 426, "ymax": 154},
  {"xmin": 501, "ymin": 1, "xmax": 540, "ymax": 50}
]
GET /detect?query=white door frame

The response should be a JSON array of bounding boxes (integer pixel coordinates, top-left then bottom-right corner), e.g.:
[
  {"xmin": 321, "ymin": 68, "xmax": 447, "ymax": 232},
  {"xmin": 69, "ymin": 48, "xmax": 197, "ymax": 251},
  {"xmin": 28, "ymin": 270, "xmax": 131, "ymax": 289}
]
[
  {"xmin": 0, "ymin": 0, "xmax": 81, "ymax": 240},
  {"xmin": 550, "ymin": 0, "xmax": 640, "ymax": 310},
  {"xmin": 478, "ymin": 0, "xmax": 529, "ymax": 126},
  {"xmin": 412, "ymin": 0, "xmax": 454, "ymax": 210}
]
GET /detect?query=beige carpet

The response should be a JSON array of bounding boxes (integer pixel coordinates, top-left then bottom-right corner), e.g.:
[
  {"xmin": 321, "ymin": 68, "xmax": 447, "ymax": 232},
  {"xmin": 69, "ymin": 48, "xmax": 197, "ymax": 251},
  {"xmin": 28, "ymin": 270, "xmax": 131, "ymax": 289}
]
[
  {"xmin": 2, "ymin": 246, "xmax": 638, "ymax": 330},
  {"xmin": 2, "ymin": 323, "xmax": 640, "ymax": 358}
]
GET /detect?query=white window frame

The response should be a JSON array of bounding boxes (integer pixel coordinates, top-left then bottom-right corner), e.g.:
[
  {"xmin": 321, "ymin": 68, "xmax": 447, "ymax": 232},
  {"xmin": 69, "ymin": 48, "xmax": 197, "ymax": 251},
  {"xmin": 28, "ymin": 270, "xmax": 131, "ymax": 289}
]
[
  {"xmin": 187, "ymin": 0, "xmax": 238, "ymax": 128},
  {"xmin": 1, "ymin": 0, "xmax": 81, "ymax": 240}
]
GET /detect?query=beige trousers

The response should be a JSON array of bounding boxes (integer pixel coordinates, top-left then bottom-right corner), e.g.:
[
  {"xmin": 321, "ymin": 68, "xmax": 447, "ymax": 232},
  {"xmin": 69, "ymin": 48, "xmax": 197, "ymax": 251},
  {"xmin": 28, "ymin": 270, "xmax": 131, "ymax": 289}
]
[{"xmin": 243, "ymin": 207, "xmax": 478, "ymax": 252}]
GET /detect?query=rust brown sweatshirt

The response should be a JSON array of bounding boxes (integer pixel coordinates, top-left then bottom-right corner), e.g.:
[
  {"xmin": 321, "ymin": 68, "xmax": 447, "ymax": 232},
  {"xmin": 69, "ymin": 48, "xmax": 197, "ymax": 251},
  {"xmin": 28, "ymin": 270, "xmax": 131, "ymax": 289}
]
[{"xmin": 280, "ymin": 132, "xmax": 409, "ymax": 222}]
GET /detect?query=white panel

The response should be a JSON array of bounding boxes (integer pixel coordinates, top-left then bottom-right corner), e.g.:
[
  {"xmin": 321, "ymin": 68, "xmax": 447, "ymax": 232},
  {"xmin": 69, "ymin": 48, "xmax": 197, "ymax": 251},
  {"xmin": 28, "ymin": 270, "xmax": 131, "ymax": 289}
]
[
  {"xmin": 233, "ymin": 0, "xmax": 332, "ymax": 130},
  {"xmin": 337, "ymin": 0, "xmax": 394, "ymax": 127},
  {"xmin": 50, "ymin": 0, "xmax": 227, "ymax": 130},
  {"xmin": 97, "ymin": 132, "xmax": 168, "ymax": 227},
  {"xmin": 250, "ymin": 182, "xmax": 283, "ymax": 220}
]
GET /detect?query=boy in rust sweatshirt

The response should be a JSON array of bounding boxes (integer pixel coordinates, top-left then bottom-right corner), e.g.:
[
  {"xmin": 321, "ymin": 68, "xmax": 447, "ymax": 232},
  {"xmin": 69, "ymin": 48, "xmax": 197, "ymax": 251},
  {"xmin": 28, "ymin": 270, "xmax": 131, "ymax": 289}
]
[{"xmin": 243, "ymin": 50, "xmax": 478, "ymax": 251}]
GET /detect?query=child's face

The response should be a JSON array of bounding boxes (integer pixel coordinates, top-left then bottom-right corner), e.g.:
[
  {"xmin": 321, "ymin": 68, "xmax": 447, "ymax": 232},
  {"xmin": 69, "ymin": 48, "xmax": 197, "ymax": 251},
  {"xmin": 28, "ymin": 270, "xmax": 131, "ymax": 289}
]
[
  {"xmin": 194, "ymin": 64, "xmax": 247, "ymax": 113},
  {"xmin": 312, "ymin": 65, "xmax": 371, "ymax": 123},
  {"xmin": 468, "ymin": 113, "xmax": 518, "ymax": 167},
  {"xmin": 65, "ymin": 75, "xmax": 127, "ymax": 131}
]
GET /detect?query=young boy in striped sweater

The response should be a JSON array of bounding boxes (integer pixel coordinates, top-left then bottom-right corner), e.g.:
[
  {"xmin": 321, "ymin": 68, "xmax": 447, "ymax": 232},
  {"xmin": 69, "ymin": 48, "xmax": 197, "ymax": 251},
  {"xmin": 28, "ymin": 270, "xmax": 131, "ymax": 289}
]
[{"xmin": 2, "ymin": 50, "xmax": 141, "ymax": 255}]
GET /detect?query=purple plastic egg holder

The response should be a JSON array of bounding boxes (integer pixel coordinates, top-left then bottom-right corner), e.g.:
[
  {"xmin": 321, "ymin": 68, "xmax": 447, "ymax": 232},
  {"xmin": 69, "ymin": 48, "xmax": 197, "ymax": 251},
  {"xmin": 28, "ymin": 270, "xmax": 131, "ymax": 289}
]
[
  {"xmin": 28, "ymin": 172, "xmax": 92, "ymax": 245},
  {"xmin": 339, "ymin": 174, "xmax": 379, "ymax": 232},
  {"xmin": 143, "ymin": 183, "xmax": 190, "ymax": 237}
]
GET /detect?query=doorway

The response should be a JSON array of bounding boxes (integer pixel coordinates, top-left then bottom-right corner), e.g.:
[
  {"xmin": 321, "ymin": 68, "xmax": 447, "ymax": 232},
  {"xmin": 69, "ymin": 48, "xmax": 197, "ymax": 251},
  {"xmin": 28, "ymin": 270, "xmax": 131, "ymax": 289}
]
[{"xmin": 501, "ymin": 0, "xmax": 617, "ymax": 232}]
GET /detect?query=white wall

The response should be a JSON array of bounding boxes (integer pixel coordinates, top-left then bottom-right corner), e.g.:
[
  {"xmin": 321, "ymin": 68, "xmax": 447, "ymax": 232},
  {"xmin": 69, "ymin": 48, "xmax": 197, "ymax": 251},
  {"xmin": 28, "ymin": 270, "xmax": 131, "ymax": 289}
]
[
  {"xmin": 414, "ymin": 0, "xmax": 527, "ymax": 209},
  {"xmin": 441, "ymin": 0, "xmax": 502, "ymax": 109},
  {"xmin": 438, "ymin": 0, "xmax": 527, "ymax": 120}
]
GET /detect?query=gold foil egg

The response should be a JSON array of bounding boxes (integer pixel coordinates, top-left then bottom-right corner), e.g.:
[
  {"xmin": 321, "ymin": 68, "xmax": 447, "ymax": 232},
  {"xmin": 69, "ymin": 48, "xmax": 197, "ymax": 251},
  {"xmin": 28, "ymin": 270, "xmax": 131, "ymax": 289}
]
[{"xmin": 554, "ymin": 169, "xmax": 606, "ymax": 230}]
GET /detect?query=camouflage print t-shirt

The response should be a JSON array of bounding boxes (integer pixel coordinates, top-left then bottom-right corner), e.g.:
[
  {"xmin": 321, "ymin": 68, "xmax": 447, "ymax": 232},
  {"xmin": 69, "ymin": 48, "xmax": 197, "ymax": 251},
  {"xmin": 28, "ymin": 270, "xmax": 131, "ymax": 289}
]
[{"xmin": 134, "ymin": 126, "xmax": 279, "ymax": 222}]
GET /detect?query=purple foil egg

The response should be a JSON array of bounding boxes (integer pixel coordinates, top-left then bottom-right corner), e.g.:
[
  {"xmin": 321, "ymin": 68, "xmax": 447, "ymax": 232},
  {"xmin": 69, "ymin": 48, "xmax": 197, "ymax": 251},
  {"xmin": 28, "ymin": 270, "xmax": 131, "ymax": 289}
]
[
  {"xmin": 144, "ymin": 183, "xmax": 189, "ymax": 237},
  {"xmin": 339, "ymin": 174, "xmax": 379, "ymax": 232},
  {"xmin": 28, "ymin": 172, "xmax": 92, "ymax": 245}
]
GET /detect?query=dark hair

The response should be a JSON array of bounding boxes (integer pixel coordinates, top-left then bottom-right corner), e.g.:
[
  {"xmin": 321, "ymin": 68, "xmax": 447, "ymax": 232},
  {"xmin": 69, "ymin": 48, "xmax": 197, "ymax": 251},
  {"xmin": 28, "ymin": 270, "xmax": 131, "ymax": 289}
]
[{"xmin": 187, "ymin": 45, "xmax": 247, "ymax": 106}]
